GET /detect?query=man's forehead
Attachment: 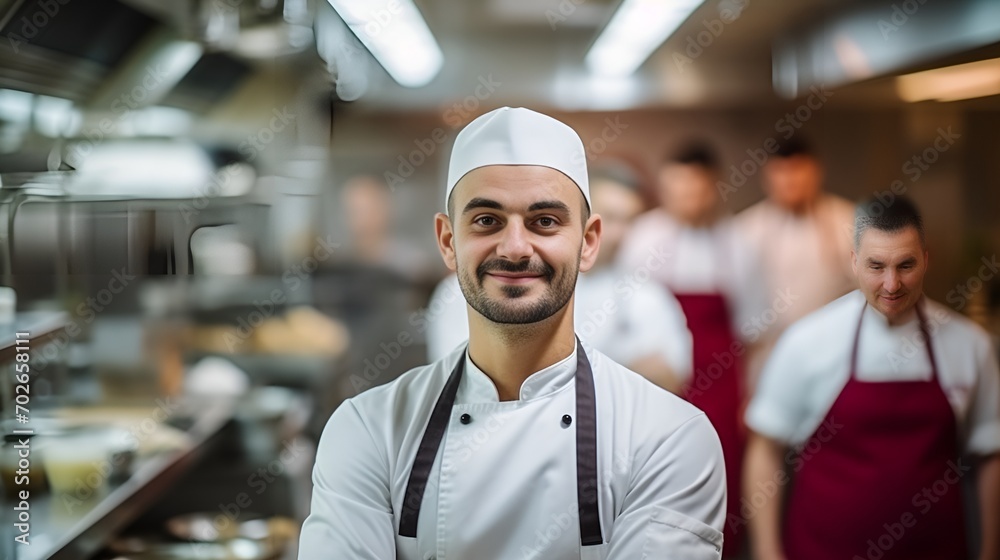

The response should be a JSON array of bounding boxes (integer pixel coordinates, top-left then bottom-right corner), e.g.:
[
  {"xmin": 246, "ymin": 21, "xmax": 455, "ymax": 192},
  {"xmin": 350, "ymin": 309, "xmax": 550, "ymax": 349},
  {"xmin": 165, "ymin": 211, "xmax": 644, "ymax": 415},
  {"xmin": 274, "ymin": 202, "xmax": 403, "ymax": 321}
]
[
  {"xmin": 452, "ymin": 165, "xmax": 584, "ymax": 208},
  {"xmin": 859, "ymin": 228, "xmax": 923, "ymax": 254}
]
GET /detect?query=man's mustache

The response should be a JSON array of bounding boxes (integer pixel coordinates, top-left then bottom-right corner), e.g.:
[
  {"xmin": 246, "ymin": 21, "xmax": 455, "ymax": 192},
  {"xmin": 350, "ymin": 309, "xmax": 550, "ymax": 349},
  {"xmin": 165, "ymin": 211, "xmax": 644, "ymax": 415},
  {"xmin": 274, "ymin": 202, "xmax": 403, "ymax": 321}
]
[{"xmin": 477, "ymin": 259, "xmax": 555, "ymax": 282}]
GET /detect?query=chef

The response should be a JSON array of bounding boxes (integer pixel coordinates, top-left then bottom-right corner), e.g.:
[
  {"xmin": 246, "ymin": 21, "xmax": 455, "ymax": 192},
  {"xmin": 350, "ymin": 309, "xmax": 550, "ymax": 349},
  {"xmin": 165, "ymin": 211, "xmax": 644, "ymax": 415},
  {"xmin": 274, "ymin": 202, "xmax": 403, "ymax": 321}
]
[
  {"xmin": 743, "ymin": 197, "xmax": 1000, "ymax": 560},
  {"xmin": 424, "ymin": 161, "xmax": 694, "ymax": 393},
  {"xmin": 299, "ymin": 107, "xmax": 727, "ymax": 559},
  {"xmin": 734, "ymin": 138, "xmax": 856, "ymax": 384},
  {"xmin": 617, "ymin": 144, "xmax": 767, "ymax": 558}
]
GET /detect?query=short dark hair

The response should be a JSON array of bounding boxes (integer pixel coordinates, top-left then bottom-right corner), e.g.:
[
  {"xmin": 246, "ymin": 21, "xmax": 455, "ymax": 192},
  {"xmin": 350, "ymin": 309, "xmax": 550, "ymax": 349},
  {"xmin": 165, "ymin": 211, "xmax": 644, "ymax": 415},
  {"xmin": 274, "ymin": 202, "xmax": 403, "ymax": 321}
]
[
  {"xmin": 666, "ymin": 143, "xmax": 718, "ymax": 171},
  {"xmin": 773, "ymin": 136, "xmax": 814, "ymax": 159},
  {"xmin": 855, "ymin": 196, "xmax": 926, "ymax": 249}
]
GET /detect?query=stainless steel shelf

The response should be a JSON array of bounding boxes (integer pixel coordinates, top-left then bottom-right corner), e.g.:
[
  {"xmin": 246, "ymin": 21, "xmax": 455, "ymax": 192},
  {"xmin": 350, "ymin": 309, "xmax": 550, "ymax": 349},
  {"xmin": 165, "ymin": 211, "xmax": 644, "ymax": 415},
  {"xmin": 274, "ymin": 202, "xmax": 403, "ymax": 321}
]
[
  {"xmin": 0, "ymin": 311, "xmax": 70, "ymax": 365},
  {"xmin": 11, "ymin": 400, "xmax": 234, "ymax": 560}
]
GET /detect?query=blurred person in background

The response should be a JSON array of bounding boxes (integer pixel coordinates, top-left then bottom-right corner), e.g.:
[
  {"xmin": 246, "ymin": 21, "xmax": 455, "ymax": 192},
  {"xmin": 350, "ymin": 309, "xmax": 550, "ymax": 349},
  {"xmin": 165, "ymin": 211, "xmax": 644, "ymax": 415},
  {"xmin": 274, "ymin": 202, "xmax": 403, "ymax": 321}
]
[
  {"xmin": 338, "ymin": 174, "xmax": 433, "ymax": 281},
  {"xmin": 743, "ymin": 197, "xmax": 1000, "ymax": 560},
  {"xmin": 734, "ymin": 138, "xmax": 855, "ymax": 385},
  {"xmin": 425, "ymin": 160, "xmax": 693, "ymax": 393},
  {"xmin": 618, "ymin": 143, "xmax": 767, "ymax": 558}
]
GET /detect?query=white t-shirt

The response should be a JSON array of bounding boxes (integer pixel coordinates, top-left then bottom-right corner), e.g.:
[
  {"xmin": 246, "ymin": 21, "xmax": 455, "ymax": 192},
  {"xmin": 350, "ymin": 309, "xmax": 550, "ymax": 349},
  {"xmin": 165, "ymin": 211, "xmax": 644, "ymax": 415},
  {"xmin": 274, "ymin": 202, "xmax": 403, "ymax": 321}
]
[
  {"xmin": 425, "ymin": 270, "xmax": 693, "ymax": 379},
  {"xmin": 746, "ymin": 290, "xmax": 1000, "ymax": 456},
  {"xmin": 616, "ymin": 209, "xmax": 769, "ymax": 342}
]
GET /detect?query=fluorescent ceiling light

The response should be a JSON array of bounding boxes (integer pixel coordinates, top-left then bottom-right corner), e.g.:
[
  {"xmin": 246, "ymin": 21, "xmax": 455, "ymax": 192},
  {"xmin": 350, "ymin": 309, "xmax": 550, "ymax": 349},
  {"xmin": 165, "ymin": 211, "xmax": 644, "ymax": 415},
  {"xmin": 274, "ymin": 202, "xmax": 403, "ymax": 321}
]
[
  {"xmin": 326, "ymin": 0, "xmax": 443, "ymax": 87},
  {"xmin": 896, "ymin": 57, "xmax": 1000, "ymax": 102},
  {"xmin": 586, "ymin": 0, "xmax": 705, "ymax": 78}
]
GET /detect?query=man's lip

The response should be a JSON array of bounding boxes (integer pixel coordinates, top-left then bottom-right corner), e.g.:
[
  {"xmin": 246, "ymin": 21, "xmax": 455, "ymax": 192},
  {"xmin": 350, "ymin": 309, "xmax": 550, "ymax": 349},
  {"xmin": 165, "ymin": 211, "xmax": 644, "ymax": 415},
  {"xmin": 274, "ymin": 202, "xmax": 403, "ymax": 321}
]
[
  {"xmin": 881, "ymin": 294, "xmax": 905, "ymax": 301},
  {"xmin": 487, "ymin": 272, "xmax": 542, "ymax": 283}
]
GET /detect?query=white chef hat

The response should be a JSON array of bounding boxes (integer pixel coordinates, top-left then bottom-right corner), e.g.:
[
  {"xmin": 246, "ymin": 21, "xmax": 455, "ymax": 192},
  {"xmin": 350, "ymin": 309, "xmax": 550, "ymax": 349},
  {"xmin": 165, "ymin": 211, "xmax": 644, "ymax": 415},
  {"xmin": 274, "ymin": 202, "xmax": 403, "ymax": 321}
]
[{"xmin": 445, "ymin": 107, "xmax": 590, "ymax": 214}]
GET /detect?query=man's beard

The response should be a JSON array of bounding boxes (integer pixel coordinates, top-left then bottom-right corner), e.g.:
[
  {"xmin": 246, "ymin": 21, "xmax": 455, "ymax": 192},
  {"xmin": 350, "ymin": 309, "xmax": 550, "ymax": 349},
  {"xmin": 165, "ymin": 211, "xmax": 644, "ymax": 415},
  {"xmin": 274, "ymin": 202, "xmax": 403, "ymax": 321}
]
[{"xmin": 457, "ymin": 254, "xmax": 578, "ymax": 325}]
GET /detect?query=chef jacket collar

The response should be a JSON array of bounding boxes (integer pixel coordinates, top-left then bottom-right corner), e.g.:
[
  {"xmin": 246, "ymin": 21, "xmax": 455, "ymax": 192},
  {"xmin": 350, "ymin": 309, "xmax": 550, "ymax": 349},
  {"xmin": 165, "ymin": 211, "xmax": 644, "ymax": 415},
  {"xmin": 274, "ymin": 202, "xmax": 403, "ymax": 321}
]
[{"xmin": 458, "ymin": 344, "xmax": 578, "ymax": 403}]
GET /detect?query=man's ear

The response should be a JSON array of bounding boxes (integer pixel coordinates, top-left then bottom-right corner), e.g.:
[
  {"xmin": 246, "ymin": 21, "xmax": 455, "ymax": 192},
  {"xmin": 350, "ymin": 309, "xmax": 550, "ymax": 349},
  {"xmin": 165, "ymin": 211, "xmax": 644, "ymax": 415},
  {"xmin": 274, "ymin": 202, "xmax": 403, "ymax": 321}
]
[
  {"xmin": 851, "ymin": 248, "xmax": 858, "ymax": 276},
  {"xmin": 579, "ymin": 212, "xmax": 602, "ymax": 273},
  {"xmin": 435, "ymin": 213, "xmax": 458, "ymax": 272}
]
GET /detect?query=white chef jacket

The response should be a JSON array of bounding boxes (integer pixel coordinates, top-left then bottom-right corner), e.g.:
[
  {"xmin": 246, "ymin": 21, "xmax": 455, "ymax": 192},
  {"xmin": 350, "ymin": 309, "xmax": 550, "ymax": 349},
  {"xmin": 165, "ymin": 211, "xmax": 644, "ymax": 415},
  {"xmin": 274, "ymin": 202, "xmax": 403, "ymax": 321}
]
[
  {"xmin": 299, "ymin": 341, "xmax": 727, "ymax": 559},
  {"xmin": 733, "ymin": 194, "xmax": 856, "ymax": 335},
  {"xmin": 746, "ymin": 290, "xmax": 1000, "ymax": 456},
  {"xmin": 616, "ymin": 210, "xmax": 768, "ymax": 342},
  {"xmin": 424, "ymin": 271, "xmax": 693, "ymax": 379}
]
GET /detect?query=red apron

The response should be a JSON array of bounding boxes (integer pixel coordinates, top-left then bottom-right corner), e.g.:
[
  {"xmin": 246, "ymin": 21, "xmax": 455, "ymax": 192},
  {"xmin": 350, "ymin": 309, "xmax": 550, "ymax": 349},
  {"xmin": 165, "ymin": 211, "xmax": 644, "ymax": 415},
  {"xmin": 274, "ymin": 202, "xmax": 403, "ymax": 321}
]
[
  {"xmin": 674, "ymin": 292, "xmax": 745, "ymax": 558},
  {"xmin": 783, "ymin": 301, "xmax": 967, "ymax": 560}
]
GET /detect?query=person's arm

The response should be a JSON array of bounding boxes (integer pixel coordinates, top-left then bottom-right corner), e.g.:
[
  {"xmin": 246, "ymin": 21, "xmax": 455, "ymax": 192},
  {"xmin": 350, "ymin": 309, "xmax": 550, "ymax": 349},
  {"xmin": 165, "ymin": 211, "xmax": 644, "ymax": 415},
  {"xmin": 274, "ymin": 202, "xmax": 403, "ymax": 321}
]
[
  {"xmin": 743, "ymin": 433, "xmax": 789, "ymax": 560},
  {"xmin": 298, "ymin": 400, "xmax": 395, "ymax": 559},
  {"xmin": 742, "ymin": 324, "xmax": 816, "ymax": 560},
  {"xmin": 622, "ymin": 282, "xmax": 691, "ymax": 394},
  {"xmin": 968, "ymin": 336, "xmax": 1000, "ymax": 560},
  {"xmin": 977, "ymin": 454, "xmax": 1000, "ymax": 560},
  {"xmin": 605, "ymin": 414, "xmax": 726, "ymax": 559}
]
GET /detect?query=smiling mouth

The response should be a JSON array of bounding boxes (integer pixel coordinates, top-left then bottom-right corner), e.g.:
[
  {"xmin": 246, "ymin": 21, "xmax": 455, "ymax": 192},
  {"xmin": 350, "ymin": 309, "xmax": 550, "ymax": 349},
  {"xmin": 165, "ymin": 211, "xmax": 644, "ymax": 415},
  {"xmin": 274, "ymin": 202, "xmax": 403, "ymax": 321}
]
[{"xmin": 487, "ymin": 273, "xmax": 542, "ymax": 285}]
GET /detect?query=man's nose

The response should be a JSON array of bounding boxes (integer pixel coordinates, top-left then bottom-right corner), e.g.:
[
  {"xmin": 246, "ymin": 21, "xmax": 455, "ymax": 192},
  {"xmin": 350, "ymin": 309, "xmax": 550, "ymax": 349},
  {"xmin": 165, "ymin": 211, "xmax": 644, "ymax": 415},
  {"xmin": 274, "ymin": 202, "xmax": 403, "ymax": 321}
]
[
  {"xmin": 496, "ymin": 221, "xmax": 533, "ymax": 261},
  {"xmin": 884, "ymin": 269, "xmax": 902, "ymax": 292}
]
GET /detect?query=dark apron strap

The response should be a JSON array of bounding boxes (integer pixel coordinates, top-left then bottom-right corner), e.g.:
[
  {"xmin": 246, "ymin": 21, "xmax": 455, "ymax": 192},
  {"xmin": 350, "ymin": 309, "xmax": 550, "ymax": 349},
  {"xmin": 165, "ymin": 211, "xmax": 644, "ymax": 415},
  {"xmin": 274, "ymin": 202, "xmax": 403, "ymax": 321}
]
[
  {"xmin": 398, "ymin": 355, "xmax": 465, "ymax": 537},
  {"xmin": 574, "ymin": 340, "xmax": 604, "ymax": 546},
  {"xmin": 397, "ymin": 339, "xmax": 604, "ymax": 547}
]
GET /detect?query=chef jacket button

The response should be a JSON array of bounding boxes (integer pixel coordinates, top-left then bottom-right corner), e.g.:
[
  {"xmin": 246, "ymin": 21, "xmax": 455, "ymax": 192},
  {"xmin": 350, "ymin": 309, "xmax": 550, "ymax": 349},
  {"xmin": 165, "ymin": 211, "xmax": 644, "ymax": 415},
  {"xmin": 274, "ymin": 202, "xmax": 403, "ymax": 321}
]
[
  {"xmin": 460, "ymin": 413, "xmax": 472, "ymax": 424},
  {"xmin": 562, "ymin": 414, "xmax": 572, "ymax": 427}
]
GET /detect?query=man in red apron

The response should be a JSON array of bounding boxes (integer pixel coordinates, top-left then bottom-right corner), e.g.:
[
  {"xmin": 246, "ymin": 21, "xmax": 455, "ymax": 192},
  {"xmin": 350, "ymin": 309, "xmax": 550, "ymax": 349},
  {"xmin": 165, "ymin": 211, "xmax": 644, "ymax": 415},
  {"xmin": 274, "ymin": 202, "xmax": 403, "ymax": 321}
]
[
  {"xmin": 619, "ymin": 145, "xmax": 769, "ymax": 557},
  {"xmin": 743, "ymin": 197, "xmax": 1000, "ymax": 560}
]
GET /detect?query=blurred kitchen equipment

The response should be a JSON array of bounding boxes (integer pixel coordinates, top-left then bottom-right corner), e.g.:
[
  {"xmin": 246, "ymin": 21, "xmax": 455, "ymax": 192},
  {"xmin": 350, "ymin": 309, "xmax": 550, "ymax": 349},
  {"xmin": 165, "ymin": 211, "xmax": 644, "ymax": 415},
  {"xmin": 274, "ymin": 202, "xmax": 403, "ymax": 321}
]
[
  {"xmin": 164, "ymin": 513, "xmax": 297, "ymax": 543},
  {"xmin": 40, "ymin": 426, "xmax": 136, "ymax": 498},
  {"xmin": 105, "ymin": 514, "xmax": 297, "ymax": 560},
  {"xmin": 106, "ymin": 538, "xmax": 275, "ymax": 559},
  {"xmin": 1, "ymin": 432, "xmax": 46, "ymax": 499},
  {"xmin": 185, "ymin": 357, "xmax": 251, "ymax": 397},
  {"xmin": 0, "ymin": 286, "xmax": 15, "ymax": 322}
]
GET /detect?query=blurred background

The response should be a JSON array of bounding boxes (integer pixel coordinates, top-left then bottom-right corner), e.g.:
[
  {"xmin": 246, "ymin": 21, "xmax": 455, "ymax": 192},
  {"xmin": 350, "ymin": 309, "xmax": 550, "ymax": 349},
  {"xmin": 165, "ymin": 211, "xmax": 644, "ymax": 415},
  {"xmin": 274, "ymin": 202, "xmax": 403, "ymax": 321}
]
[{"xmin": 0, "ymin": 0, "xmax": 997, "ymax": 558}]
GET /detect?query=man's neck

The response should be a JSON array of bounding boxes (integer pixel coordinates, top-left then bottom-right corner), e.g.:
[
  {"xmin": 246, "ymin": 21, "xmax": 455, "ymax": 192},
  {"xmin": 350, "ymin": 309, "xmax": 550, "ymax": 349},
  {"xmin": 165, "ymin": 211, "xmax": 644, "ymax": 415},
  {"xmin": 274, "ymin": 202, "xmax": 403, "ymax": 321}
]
[
  {"xmin": 869, "ymin": 296, "xmax": 922, "ymax": 327},
  {"xmin": 466, "ymin": 304, "xmax": 577, "ymax": 401},
  {"xmin": 671, "ymin": 209, "xmax": 718, "ymax": 229},
  {"xmin": 777, "ymin": 193, "xmax": 821, "ymax": 217}
]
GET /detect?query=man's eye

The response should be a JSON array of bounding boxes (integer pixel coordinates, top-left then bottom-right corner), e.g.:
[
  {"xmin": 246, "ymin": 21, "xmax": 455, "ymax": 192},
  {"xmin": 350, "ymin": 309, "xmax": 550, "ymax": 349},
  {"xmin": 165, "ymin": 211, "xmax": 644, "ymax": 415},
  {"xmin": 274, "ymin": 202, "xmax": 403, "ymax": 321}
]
[
  {"xmin": 536, "ymin": 217, "xmax": 556, "ymax": 227},
  {"xmin": 870, "ymin": 266, "xmax": 882, "ymax": 271},
  {"xmin": 475, "ymin": 216, "xmax": 497, "ymax": 226}
]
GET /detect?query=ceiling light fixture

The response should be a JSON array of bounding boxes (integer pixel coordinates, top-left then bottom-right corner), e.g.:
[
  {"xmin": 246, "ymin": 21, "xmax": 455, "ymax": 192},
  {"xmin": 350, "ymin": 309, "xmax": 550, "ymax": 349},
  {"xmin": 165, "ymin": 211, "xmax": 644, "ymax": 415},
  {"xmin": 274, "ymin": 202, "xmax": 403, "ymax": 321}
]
[
  {"xmin": 325, "ymin": 0, "xmax": 443, "ymax": 87},
  {"xmin": 586, "ymin": 0, "xmax": 706, "ymax": 78},
  {"xmin": 896, "ymin": 57, "xmax": 1000, "ymax": 102}
]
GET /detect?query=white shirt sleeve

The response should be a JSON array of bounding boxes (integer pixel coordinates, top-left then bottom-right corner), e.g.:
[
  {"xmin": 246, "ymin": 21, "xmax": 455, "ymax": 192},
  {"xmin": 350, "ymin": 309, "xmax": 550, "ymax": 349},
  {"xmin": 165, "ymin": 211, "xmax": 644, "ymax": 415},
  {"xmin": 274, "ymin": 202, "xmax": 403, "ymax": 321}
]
[
  {"xmin": 605, "ymin": 414, "xmax": 725, "ymax": 559},
  {"xmin": 298, "ymin": 400, "xmax": 396, "ymax": 559},
  {"xmin": 965, "ymin": 336, "xmax": 1000, "ymax": 456},
  {"xmin": 425, "ymin": 275, "xmax": 469, "ymax": 363},
  {"xmin": 622, "ymin": 283, "xmax": 693, "ymax": 380},
  {"xmin": 744, "ymin": 329, "xmax": 815, "ymax": 444}
]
